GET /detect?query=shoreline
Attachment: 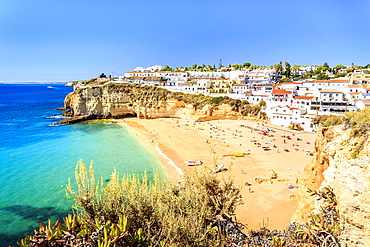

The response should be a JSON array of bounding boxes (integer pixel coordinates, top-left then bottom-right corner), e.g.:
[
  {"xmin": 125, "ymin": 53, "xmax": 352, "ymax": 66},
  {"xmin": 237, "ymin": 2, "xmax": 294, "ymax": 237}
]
[{"xmin": 117, "ymin": 118, "xmax": 316, "ymax": 230}]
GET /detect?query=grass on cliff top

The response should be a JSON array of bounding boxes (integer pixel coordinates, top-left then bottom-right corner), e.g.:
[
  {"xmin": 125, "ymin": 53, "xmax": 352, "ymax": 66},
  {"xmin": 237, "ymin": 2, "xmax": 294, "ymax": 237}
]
[{"xmin": 312, "ymin": 108, "xmax": 370, "ymax": 136}]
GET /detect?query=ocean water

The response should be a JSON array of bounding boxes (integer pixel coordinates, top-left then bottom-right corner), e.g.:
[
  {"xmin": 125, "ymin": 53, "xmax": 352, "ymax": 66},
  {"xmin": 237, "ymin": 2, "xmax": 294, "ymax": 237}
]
[{"xmin": 0, "ymin": 84, "xmax": 166, "ymax": 246}]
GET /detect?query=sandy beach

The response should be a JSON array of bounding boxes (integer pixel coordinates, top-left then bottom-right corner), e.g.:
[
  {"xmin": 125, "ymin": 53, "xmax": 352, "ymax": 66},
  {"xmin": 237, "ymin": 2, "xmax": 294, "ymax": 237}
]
[{"xmin": 118, "ymin": 118, "xmax": 316, "ymax": 230}]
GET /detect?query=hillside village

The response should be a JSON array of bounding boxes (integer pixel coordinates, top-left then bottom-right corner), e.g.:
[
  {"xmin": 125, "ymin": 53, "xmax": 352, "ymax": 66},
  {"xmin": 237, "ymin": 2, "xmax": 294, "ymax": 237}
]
[{"xmin": 77, "ymin": 63, "xmax": 370, "ymax": 132}]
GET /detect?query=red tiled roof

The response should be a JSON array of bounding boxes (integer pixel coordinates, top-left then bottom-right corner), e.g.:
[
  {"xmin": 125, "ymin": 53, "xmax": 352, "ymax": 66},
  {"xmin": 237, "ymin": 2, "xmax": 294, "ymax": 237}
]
[
  {"xmin": 272, "ymin": 89, "xmax": 292, "ymax": 94},
  {"xmin": 126, "ymin": 71, "xmax": 154, "ymax": 73},
  {"xmin": 309, "ymin": 79, "xmax": 349, "ymax": 83},
  {"xmin": 282, "ymin": 82, "xmax": 303, "ymax": 85},
  {"xmin": 294, "ymin": 96, "xmax": 314, "ymax": 99}
]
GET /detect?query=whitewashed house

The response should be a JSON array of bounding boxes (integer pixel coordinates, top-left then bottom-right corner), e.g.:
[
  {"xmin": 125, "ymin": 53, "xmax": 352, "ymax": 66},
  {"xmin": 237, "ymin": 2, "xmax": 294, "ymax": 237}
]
[
  {"xmin": 356, "ymin": 100, "xmax": 370, "ymax": 110},
  {"xmin": 232, "ymin": 84, "xmax": 249, "ymax": 95}
]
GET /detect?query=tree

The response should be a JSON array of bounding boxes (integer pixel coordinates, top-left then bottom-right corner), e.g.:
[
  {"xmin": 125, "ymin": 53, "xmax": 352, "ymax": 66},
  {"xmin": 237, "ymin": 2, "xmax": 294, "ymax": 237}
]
[
  {"xmin": 99, "ymin": 73, "xmax": 106, "ymax": 78},
  {"xmin": 333, "ymin": 65, "xmax": 346, "ymax": 70},
  {"xmin": 232, "ymin": 64, "xmax": 240, "ymax": 70},
  {"xmin": 275, "ymin": 61, "xmax": 283, "ymax": 74},
  {"xmin": 323, "ymin": 62, "xmax": 330, "ymax": 68},
  {"xmin": 284, "ymin": 62, "xmax": 291, "ymax": 78},
  {"xmin": 316, "ymin": 73, "xmax": 330, "ymax": 80},
  {"xmin": 243, "ymin": 62, "xmax": 251, "ymax": 68},
  {"xmin": 259, "ymin": 100, "xmax": 266, "ymax": 107},
  {"xmin": 163, "ymin": 65, "xmax": 172, "ymax": 71}
]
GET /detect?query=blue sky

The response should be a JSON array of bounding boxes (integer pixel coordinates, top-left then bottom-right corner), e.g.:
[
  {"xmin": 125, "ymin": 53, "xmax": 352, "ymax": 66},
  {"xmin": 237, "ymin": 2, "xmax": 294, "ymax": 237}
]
[{"xmin": 0, "ymin": 0, "xmax": 369, "ymax": 82}]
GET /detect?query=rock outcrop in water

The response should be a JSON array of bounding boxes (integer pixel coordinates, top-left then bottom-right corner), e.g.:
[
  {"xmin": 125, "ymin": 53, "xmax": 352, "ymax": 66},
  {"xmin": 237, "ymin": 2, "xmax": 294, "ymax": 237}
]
[
  {"xmin": 294, "ymin": 125, "xmax": 370, "ymax": 246},
  {"xmin": 61, "ymin": 83, "xmax": 267, "ymax": 124}
]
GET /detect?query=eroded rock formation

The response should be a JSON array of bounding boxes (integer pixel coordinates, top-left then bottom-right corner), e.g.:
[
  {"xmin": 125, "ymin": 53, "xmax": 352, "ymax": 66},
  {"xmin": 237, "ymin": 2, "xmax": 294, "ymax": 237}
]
[
  {"xmin": 294, "ymin": 125, "xmax": 370, "ymax": 246},
  {"xmin": 62, "ymin": 83, "xmax": 267, "ymax": 123}
]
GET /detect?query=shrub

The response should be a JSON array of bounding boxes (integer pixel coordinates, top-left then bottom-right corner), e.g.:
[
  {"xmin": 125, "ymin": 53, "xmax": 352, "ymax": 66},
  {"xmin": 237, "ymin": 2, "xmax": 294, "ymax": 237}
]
[{"xmin": 65, "ymin": 161, "xmax": 244, "ymax": 246}]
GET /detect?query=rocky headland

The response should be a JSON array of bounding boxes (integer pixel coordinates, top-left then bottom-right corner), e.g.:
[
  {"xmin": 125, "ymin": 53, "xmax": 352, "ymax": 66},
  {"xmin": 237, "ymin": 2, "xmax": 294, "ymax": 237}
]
[{"xmin": 61, "ymin": 83, "xmax": 267, "ymax": 124}]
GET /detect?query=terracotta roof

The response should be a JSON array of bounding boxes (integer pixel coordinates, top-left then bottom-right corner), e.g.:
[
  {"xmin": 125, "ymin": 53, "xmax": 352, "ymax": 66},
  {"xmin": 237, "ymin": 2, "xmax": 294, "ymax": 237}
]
[
  {"xmin": 346, "ymin": 85, "xmax": 363, "ymax": 88},
  {"xmin": 282, "ymin": 82, "xmax": 303, "ymax": 85},
  {"xmin": 319, "ymin": 89, "xmax": 343, "ymax": 93},
  {"xmin": 294, "ymin": 96, "xmax": 314, "ymax": 99},
  {"xmin": 360, "ymin": 100, "xmax": 370, "ymax": 106},
  {"xmin": 158, "ymin": 71, "xmax": 186, "ymax": 73},
  {"xmin": 126, "ymin": 72, "xmax": 154, "ymax": 74},
  {"xmin": 245, "ymin": 91, "xmax": 252, "ymax": 94},
  {"xmin": 349, "ymin": 92, "xmax": 361, "ymax": 95},
  {"xmin": 272, "ymin": 89, "xmax": 292, "ymax": 94},
  {"xmin": 309, "ymin": 79, "xmax": 349, "ymax": 83}
]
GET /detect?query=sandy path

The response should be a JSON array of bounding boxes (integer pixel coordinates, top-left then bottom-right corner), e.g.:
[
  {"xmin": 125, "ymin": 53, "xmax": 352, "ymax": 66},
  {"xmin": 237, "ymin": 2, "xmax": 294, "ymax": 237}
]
[{"xmin": 118, "ymin": 118, "xmax": 316, "ymax": 230}]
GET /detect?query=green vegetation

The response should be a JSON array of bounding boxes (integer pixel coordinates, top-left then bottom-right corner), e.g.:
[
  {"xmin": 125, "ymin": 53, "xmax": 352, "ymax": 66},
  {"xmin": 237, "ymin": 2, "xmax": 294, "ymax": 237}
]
[
  {"xmin": 81, "ymin": 79, "xmax": 96, "ymax": 85},
  {"xmin": 294, "ymin": 187, "xmax": 340, "ymax": 246},
  {"xmin": 18, "ymin": 161, "xmax": 244, "ymax": 246},
  {"xmin": 211, "ymin": 96, "xmax": 225, "ymax": 105},
  {"xmin": 312, "ymin": 108, "xmax": 370, "ymax": 136},
  {"xmin": 312, "ymin": 108, "xmax": 370, "ymax": 158},
  {"xmin": 107, "ymin": 82, "xmax": 116, "ymax": 88},
  {"xmin": 18, "ymin": 164, "xmax": 343, "ymax": 247}
]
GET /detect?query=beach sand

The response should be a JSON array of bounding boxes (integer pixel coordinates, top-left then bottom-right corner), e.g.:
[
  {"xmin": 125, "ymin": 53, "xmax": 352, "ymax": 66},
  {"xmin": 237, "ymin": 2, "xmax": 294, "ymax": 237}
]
[{"xmin": 118, "ymin": 118, "xmax": 316, "ymax": 231}]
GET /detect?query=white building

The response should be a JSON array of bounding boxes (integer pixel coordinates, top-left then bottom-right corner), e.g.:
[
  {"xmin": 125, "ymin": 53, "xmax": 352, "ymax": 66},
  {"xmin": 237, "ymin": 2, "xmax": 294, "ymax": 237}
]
[
  {"xmin": 232, "ymin": 84, "xmax": 249, "ymax": 95},
  {"xmin": 184, "ymin": 79, "xmax": 210, "ymax": 94},
  {"xmin": 133, "ymin": 65, "xmax": 163, "ymax": 72},
  {"xmin": 266, "ymin": 105, "xmax": 316, "ymax": 131},
  {"xmin": 302, "ymin": 78, "xmax": 350, "ymax": 91},
  {"xmin": 356, "ymin": 100, "xmax": 370, "ymax": 110}
]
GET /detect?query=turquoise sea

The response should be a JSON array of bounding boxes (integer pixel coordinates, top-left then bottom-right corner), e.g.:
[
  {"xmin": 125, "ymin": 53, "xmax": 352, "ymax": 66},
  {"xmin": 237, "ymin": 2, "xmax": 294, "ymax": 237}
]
[{"xmin": 0, "ymin": 84, "xmax": 165, "ymax": 246}]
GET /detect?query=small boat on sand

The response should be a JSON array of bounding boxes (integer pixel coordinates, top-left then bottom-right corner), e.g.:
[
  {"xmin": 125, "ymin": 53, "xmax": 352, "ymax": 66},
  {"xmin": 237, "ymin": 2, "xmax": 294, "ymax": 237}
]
[
  {"xmin": 213, "ymin": 164, "xmax": 227, "ymax": 173},
  {"xmin": 185, "ymin": 161, "xmax": 203, "ymax": 166},
  {"xmin": 222, "ymin": 152, "xmax": 250, "ymax": 157}
]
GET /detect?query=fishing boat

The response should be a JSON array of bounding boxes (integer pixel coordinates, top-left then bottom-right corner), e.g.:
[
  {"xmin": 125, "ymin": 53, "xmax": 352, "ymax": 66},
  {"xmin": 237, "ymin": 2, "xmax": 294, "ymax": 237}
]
[
  {"xmin": 184, "ymin": 161, "xmax": 203, "ymax": 166},
  {"xmin": 233, "ymin": 153, "xmax": 245, "ymax": 157}
]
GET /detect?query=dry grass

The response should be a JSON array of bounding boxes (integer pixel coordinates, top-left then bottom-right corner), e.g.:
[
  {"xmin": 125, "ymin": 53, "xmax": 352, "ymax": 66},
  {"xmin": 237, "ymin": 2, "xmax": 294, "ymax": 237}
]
[{"xmin": 65, "ymin": 160, "xmax": 244, "ymax": 246}]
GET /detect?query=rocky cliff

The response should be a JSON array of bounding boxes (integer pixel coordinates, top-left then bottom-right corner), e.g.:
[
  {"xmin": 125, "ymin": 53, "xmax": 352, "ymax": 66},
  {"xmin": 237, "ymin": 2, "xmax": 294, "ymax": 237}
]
[
  {"xmin": 62, "ymin": 83, "xmax": 267, "ymax": 123},
  {"xmin": 294, "ymin": 125, "xmax": 370, "ymax": 246}
]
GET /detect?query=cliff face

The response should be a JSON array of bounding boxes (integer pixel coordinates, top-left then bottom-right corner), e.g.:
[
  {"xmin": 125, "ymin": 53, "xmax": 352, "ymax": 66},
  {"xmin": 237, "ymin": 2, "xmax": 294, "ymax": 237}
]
[
  {"xmin": 63, "ymin": 84, "xmax": 266, "ymax": 122},
  {"xmin": 294, "ymin": 125, "xmax": 370, "ymax": 246}
]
